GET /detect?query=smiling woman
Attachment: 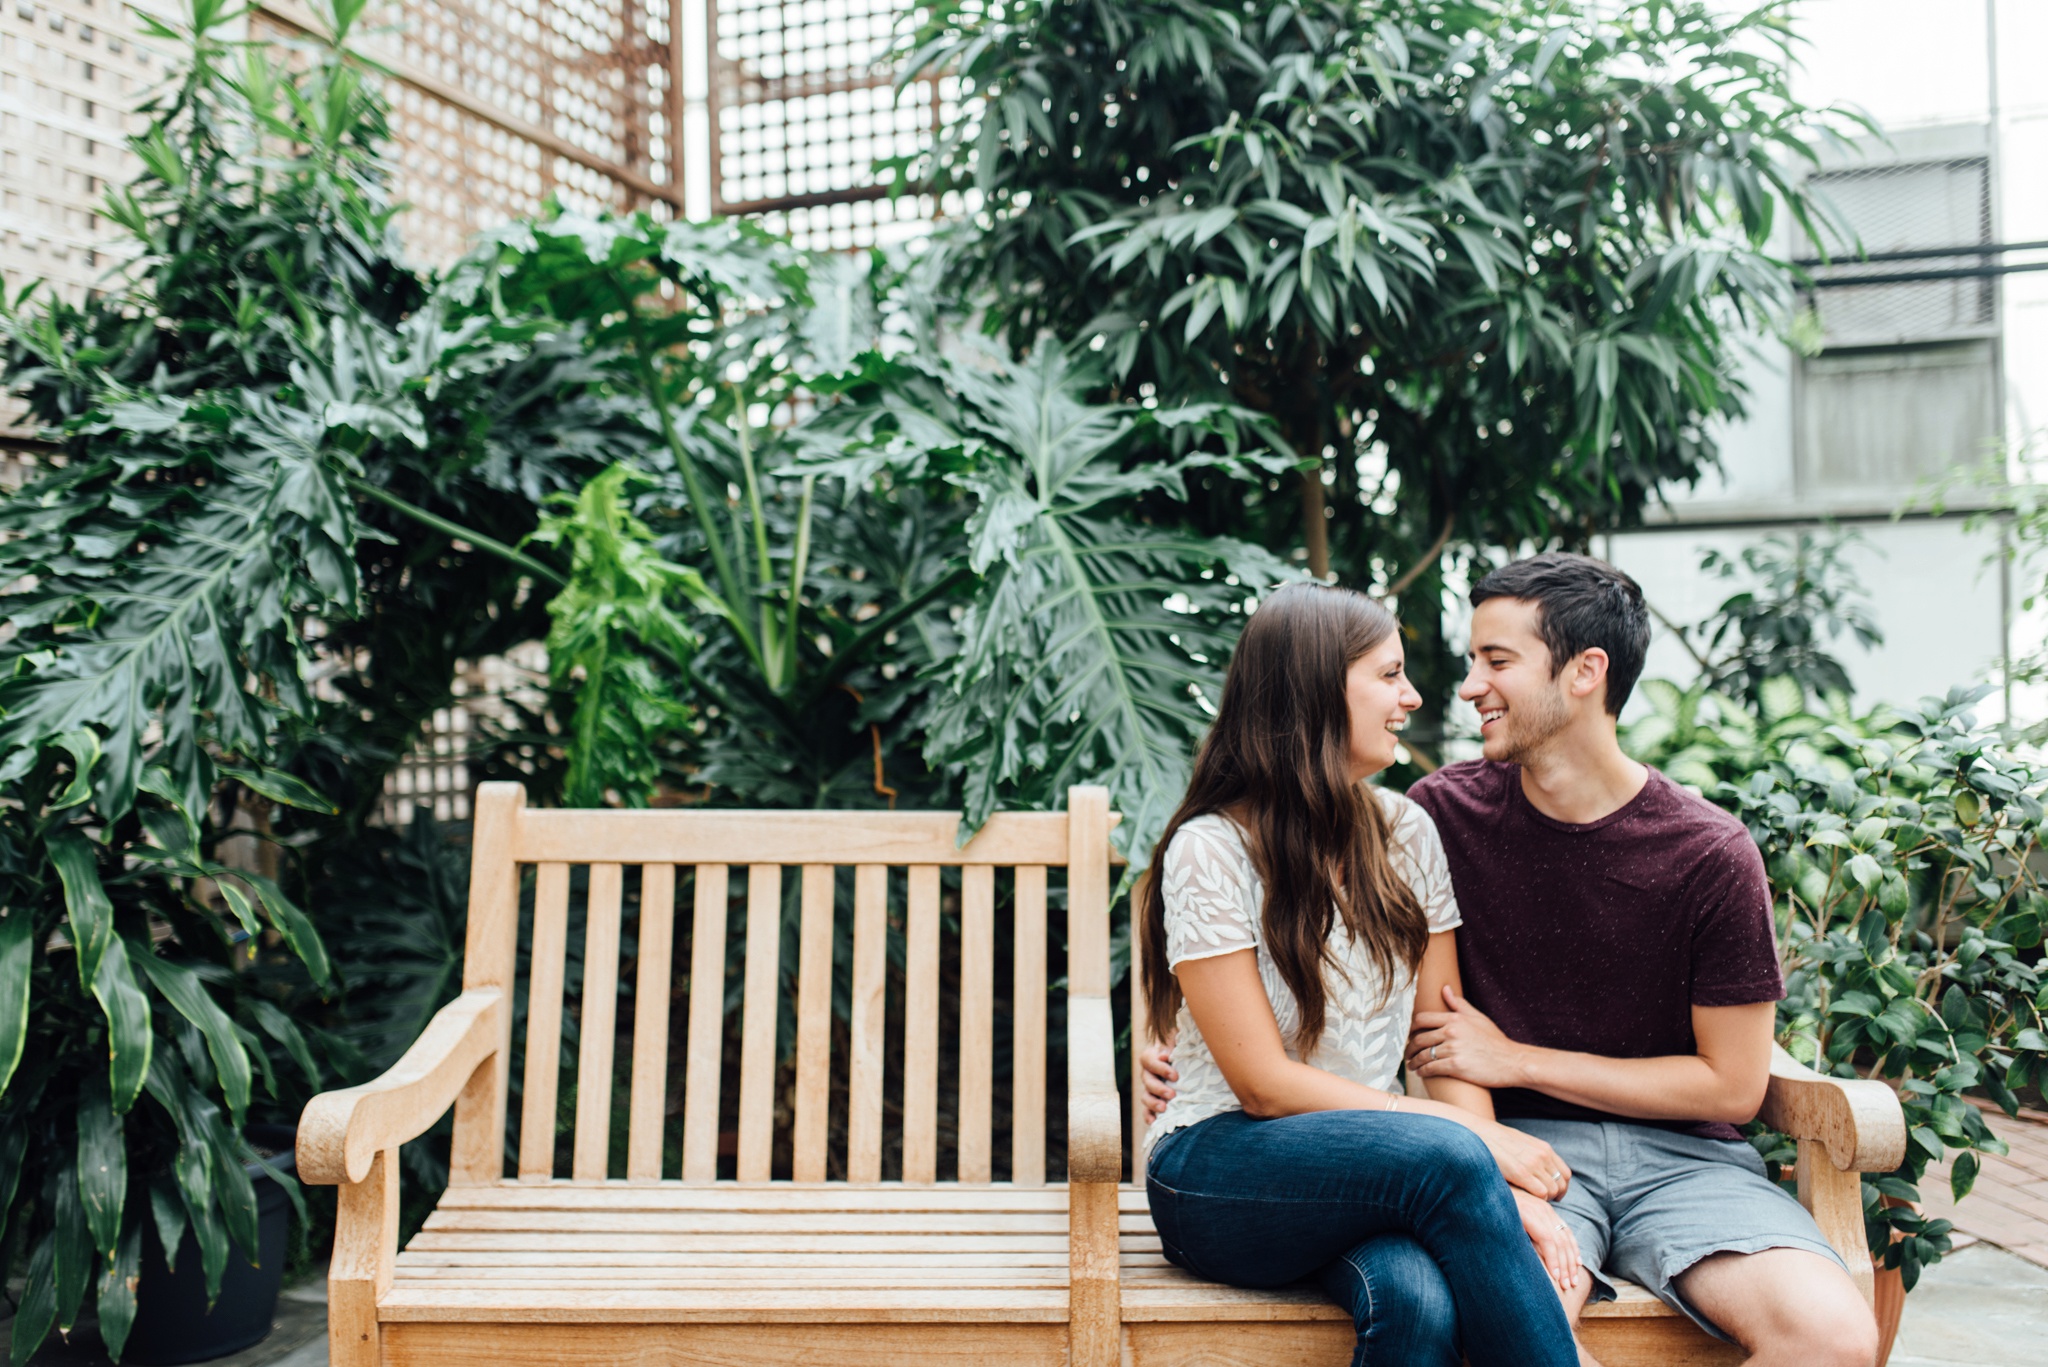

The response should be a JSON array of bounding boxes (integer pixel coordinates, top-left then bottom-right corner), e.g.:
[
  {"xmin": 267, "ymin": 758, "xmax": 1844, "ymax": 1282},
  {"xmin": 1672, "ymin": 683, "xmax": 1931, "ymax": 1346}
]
[{"xmin": 1132, "ymin": 583, "xmax": 1584, "ymax": 1367}]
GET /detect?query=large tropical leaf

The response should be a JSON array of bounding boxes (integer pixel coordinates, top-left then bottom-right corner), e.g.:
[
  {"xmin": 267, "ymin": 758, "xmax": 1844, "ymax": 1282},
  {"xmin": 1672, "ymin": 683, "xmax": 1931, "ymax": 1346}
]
[{"xmin": 809, "ymin": 341, "xmax": 1297, "ymax": 861}]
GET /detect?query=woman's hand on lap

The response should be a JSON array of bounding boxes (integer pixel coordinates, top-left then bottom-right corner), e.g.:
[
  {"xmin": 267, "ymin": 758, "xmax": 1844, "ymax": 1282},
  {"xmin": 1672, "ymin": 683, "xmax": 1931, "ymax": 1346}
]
[{"xmin": 1513, "ymin": 1189, "xmax": 1584, "ymax": 1297}]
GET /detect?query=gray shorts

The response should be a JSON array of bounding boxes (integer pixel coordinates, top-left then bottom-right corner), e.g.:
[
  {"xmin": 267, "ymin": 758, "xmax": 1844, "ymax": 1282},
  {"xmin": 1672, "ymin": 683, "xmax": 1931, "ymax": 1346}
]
[{"xmin": 1506, "ymin": 1118, "xmax": 1850, "ymax": 1342}]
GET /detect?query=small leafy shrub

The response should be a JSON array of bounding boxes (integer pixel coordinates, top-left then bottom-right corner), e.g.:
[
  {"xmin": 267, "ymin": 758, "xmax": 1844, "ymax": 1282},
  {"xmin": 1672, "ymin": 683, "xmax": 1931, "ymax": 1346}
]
[{"xmin": 1630, "ymin": 683, "xmax": 2048, "ymax": 1286}]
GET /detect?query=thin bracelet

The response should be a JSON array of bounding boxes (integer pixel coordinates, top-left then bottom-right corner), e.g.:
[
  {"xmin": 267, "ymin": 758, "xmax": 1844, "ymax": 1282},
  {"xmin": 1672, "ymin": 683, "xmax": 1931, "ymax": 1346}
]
[{"xmin": 1383, "ymin": 1094, "xmax": 1401, "ymax": 1112}]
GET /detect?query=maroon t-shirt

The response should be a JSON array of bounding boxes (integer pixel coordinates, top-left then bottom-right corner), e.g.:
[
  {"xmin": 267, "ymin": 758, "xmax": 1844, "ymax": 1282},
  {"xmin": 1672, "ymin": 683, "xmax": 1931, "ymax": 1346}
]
[{"xmin": 1406, "ymin": 760, "xmax": 1782, "ymax": 1141}]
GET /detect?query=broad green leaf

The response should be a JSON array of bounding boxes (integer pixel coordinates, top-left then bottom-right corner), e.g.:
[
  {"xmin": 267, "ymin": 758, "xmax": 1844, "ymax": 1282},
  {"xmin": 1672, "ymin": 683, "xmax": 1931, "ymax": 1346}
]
[
  {"xmin": 11, "ymin": 1234, "xmax": 57, "ymax": 1364},
  {"xmin": 48, "ymin": 728, "xmax": 101, "ymax": 809},
  {"xmin": 96, "ymin": 1220, "xmax": 144, "ymax": 1361},
  {"xmin": 1757, "ymin": 674, "xmax": 1806, "ymax": 723},
  {"xmin": 76, "ymin": 1074, "xmax": 127, "ymax": 1257},
  {"xmin": 148, "ymin": 1179, "xmax": 189, "ymax": 1275},
  {"xmin": 200, "ymin": 1102, "xmax": 261, "ymax": 1267},
  {"xmin": 93, "ymin": 935, "xmax": 154, "ymax": 1113},
  {"xmin": 248, "ymin": 998, "xmax": 321, "ymax": 1088},
  {"xmin": 218, "ymin": 763, "xmax": 339, "ymax": 814},
  {"xmin": 0, "ymin": 1116, "xmax": 26, "ymax": 1249},
  {"xmin": 215, "ymin": 878, "xmax": 263, "ymax": 940},
  {"xmin": 1950, "ymin": 1150, "xmax": 1980, "ymax": 1202},
  {"xmin": 139, "ymin": 954, "xmax": 252, "ymax": 1124},
  {"xmin": 239, "ymin": 871, "xmax": 331, "ymax": 986},
  {"xmin": 0, "ymin": 908, "xmax": 34, "ymax": 1096},
  {"xmin": 52, "ymin": 1162, "xmax": 93, "ymax": 1331},
  {"xmin": 47, "ymin": 828, "xmax": 113, "ymax": 989}
]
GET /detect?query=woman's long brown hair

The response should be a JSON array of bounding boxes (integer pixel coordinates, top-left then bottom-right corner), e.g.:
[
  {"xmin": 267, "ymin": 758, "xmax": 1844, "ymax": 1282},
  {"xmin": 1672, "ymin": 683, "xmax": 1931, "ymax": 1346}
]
[{"xmin": 1138, "ymin": 582, "xmax": 1427, "ymax": 1056}]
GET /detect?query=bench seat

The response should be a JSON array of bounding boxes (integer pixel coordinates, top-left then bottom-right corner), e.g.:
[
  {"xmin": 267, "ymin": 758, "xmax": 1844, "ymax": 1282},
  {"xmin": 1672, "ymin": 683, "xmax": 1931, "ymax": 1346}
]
[{"xmin": 371, "ymin": 1178, "xmax": 1736, "ymax": 1366}]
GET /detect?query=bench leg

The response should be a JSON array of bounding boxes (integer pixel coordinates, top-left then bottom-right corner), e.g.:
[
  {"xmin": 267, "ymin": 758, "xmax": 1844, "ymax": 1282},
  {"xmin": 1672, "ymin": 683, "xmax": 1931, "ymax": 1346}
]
[
  {"xmin": 1794, "ymin": 1139, "xmax": 1873, "ymax": 1305},
  {"xmin": 330, "ymin": 1147, "xmax": 399, "ymax": 1367},
  {"xmin": 1070, "ymin": 1179, "xmax": 1120, "ymax": 1367}
]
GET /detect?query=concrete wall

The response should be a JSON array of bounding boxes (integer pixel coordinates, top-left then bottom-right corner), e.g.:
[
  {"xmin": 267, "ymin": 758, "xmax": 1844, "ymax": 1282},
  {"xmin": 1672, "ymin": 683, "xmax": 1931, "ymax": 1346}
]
[{"xmin": 1605, "ymin": 0, "xmax": 2040, "ymax": 726}]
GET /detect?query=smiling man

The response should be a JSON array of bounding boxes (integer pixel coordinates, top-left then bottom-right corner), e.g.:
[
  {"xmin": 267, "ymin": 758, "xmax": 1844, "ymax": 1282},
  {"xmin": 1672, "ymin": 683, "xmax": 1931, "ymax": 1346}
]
[{"xmin": 1142, "ymin": 553, "xmax": 1878, "ymax": 1367}]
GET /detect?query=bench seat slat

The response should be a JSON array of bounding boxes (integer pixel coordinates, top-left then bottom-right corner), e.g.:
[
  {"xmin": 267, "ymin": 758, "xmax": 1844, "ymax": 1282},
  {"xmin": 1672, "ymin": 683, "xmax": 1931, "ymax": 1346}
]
[
  {"xmin": 378, "ymin": 1292, "xmax": 1074, "ymax": 1324},
  {"xmin": 435, "ymin": 1183, "xmax": 1074, "ymax": 1212}
]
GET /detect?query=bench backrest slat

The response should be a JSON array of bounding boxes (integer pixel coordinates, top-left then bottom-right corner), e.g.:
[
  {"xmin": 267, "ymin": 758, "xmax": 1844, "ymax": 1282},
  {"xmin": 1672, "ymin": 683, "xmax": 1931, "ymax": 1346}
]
[
  {"xmin": 1014, "ymin": 864, "xmax": 1048, "ymax": 1188},
  {"xmin": 792, "ymin": 864, "xmax": 836, "ymax": 1182},
  {"xmin": 847, "ymin": 863, "xmax": 888, "ymax": 1182},
  {"xmin": 454, "ymin": 784, "xmax": 1108, "ymax": 1187},
  {"xmin": 518, "ymin": 862, "xmax": 571, "ymax": 1182},
  {"xmin": 958, "ymin": 863, "xmax": 996, "ymax": 1184},
  {"xmin": 680, "ymin": 863, "xmax": 729, "ymax": 1182},
  {"xmin": 626, "ymin": 863, "xmax": 676, "ymax": 1181},
  {"xmin": 572, "ymin": 862, "xmax": 624, "ymax": 1180},
  {"xmin": 736, "ymin": 863, "xmax": 782, "ymax": 1182}
]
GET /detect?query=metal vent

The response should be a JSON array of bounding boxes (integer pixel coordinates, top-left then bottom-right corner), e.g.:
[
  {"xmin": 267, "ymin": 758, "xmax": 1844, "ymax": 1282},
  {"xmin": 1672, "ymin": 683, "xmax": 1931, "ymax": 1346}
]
[{"xmin": 1803, "ymin": 159, "xmax": 1994, "ymax": 348}]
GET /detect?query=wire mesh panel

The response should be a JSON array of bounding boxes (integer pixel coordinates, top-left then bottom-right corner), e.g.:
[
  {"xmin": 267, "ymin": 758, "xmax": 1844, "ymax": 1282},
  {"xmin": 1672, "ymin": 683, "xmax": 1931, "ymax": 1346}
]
[
  {"xmin": 709, "ymin": 0, "xmax": 944, "ymax": 250},
  {"xmin": 1804, "ymin": 159, "xmax": 1995, "ymax": 349}
]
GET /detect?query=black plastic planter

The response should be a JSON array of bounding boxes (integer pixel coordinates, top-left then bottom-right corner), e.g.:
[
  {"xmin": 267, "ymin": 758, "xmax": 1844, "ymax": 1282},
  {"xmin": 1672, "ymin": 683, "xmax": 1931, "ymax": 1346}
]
[{"xmin": 124, "ymin": 1128, "xmax": 295, "ymax": 1366}]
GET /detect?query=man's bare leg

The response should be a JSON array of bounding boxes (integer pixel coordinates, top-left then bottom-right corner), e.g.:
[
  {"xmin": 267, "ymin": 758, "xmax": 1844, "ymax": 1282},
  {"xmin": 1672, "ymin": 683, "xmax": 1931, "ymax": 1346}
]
[{"xmin": 1674, "ymin": 1247, "xmax": 1878, "ymax": 1367}]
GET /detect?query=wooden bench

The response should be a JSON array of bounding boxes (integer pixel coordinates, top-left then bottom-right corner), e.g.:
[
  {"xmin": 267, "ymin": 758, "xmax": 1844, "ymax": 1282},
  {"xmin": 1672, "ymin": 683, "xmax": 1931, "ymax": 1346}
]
[
  {"xmin": 299, "ymin": 785, "xmax": 1907, "ymax": 1366},
  {"xmin": 1116, "ymin": 1048, "xmax": 1908, "ymax": 1366}
]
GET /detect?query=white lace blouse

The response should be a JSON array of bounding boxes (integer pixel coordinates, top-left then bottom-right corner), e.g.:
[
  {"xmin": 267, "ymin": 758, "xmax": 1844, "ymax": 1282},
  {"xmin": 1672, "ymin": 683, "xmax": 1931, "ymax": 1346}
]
[{"xmin": 1142, "ymin": 788, "xmax": 1461, "ymax": 1169}]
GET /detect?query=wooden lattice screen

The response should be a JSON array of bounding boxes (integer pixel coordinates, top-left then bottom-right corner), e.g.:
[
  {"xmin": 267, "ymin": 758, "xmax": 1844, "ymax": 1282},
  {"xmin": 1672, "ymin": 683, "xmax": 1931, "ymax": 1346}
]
[
  {"xmin": 3, "ymin": 0, "xmax": 943, "ymax": 819},
  {"xmin": 254, "ymin": 0, "xmax": 685, "ymax": 266},
  {"xmin": 710, "ymin": 0, "xmax": 945, "ymax": 250}
]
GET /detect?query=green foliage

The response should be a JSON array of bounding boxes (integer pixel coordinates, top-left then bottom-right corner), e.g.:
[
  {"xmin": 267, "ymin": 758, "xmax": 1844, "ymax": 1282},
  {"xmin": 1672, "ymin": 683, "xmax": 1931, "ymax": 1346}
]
[
  {"xmin": 902, "ymin": 0, "xmax": 1858, "ymax": 740},
  {"xmin": 1629, "ymin": 681, "xmax": 2048, "ymax": 1286},
  {"xmin": 1673, "ymin": 530, "xmax": 1883, "ymax": 709},
  {"xmin": 802, "ymin": 340, "xmax": 1295, "ymax": 856},
  {"xmin": 0, "ymin": 5, "xmax": 622, "ymax": 1354},
  {"xmin": 531, "ymin": 467, "xmax": 708, "ymax": 806}
]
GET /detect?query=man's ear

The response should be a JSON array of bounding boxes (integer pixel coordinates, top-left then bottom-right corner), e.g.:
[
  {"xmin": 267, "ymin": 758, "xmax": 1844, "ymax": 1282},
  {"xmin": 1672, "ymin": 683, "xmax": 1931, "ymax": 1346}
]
[{"xmin": 1566, "ymin": 648, "xmax": 1610, "ymax": 705}]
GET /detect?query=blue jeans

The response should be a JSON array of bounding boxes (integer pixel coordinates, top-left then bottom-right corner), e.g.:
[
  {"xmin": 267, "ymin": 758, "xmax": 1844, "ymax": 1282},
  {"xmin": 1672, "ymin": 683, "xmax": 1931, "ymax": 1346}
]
[{"xmin": 1145, "ymin": 1110, "xmax": 1578, "ymax": 1367}]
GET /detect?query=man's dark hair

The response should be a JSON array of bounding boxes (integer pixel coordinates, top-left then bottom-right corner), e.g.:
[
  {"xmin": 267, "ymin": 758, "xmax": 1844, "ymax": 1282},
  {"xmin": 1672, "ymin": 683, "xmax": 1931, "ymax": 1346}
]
[{"xmin": 1469, "ymin": 553, "xmax": 1650, "ymax": 716}]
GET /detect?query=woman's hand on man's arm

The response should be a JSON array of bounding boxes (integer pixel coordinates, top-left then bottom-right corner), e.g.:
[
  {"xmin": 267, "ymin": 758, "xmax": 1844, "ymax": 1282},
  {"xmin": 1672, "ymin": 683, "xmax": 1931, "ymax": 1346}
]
[{"xmin": 1172, "ymin": 949, "xmax": 1571, "ymax": 1200}]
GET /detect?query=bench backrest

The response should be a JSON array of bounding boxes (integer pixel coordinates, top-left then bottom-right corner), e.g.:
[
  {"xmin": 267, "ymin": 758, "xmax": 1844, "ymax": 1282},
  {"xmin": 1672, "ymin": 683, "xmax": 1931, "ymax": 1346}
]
[{"xmin": 446, "ymin": 782, "xmax": 1115, "ymax": 1187}]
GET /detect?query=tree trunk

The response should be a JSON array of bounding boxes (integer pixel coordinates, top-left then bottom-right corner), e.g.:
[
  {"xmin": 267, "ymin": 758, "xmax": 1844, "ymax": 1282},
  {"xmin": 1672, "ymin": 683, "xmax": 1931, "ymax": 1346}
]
[{"xmin": 1300, "ymin": 465, "xmax": 1329, "ymax": 580}]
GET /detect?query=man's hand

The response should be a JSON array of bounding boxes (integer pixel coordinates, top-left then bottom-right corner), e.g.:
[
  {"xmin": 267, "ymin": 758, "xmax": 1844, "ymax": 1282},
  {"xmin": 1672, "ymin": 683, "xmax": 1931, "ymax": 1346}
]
[
  {"xmin": 1407, "ymin": 985, "xmax": 1532, "ymax": 1089},
  {"xmin": 1139, "ymin": 1035, "xmax": 1178, "ymax": 1120}
]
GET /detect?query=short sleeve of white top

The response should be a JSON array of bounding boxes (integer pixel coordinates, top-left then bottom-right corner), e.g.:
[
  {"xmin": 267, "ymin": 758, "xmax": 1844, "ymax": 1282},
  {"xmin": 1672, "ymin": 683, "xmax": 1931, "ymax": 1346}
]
[{"xmin": 1142, "ymin": 787, "xmax": 1461, "ymax": 1169}]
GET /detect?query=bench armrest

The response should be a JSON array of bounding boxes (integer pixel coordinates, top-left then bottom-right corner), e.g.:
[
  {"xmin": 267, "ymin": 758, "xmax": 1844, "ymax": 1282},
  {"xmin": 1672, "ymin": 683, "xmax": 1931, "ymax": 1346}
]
[
  {"xmin": 298, "ymin": 987, "xmax": 505, "ymax": 1185},
  {"xmin": 1066, "ymin": 991, "xmax": 1122, "ymax": 1367},
  {"xmin": 1758, "ymin": 1043, "xmax": 1907, "ymax": 1173},
  {"xmin": 1067, "ymin": 993, "xmax": 1124, "ymax": 1183}
]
